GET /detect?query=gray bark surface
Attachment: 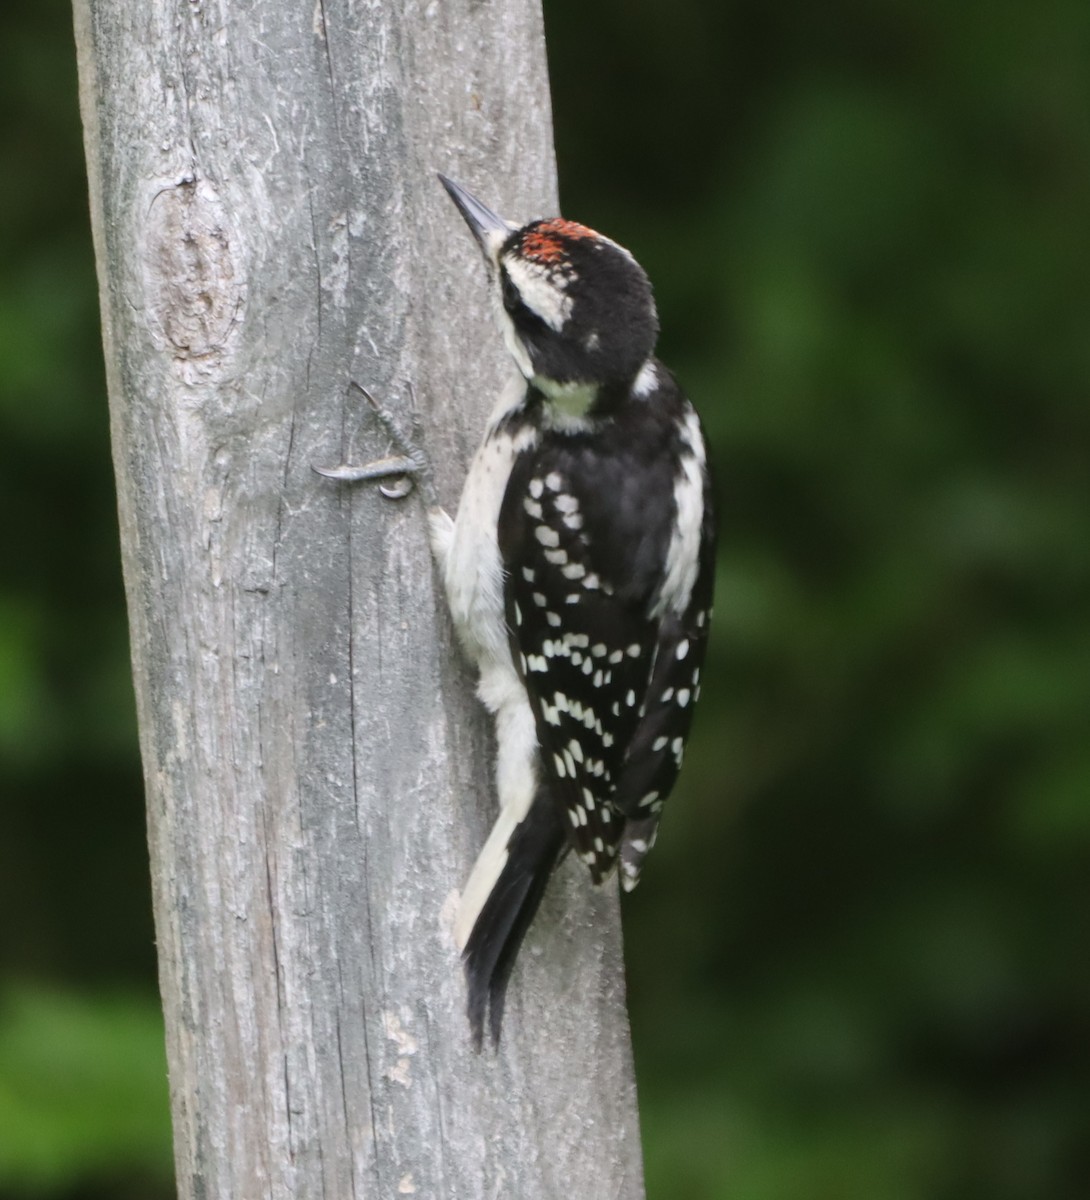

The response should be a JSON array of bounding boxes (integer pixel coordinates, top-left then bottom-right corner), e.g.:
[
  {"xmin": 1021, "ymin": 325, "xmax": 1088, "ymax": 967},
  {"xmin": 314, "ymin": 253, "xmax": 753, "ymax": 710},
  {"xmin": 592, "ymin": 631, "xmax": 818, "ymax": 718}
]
[{"xmin": 72, "ymin": 1, "xmax": 644, "ymax": 1196}]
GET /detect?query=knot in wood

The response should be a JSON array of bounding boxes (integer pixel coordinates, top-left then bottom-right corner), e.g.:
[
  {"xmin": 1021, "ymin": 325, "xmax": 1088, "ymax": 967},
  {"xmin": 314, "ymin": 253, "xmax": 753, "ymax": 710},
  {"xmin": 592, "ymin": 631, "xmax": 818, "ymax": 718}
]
[{"xmin": 146, "ymin": 178, "xmax": 244, "ymax": 363}]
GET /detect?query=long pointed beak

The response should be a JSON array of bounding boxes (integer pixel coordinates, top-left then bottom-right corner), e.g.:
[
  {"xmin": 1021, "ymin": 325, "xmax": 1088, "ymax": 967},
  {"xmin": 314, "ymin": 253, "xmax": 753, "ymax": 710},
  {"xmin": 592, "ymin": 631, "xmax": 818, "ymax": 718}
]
[{"xmin": 438, "ymin": 174, "xmax": 514, "ymax": 258}]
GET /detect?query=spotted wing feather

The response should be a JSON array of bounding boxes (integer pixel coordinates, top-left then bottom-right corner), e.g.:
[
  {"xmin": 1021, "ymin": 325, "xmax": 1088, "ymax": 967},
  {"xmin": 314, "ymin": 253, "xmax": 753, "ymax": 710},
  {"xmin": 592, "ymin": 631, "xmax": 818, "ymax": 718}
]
[
  {"xmin": 498, "ymin": 376, "xmax": 715, "ymax": 888},
  {"xmin": 500, "ymin": 461, "xmax": 657, "ymax": 880},
  {"xmin": 613, "ymin": 518, "xmax": 715, "ymax": 887}
]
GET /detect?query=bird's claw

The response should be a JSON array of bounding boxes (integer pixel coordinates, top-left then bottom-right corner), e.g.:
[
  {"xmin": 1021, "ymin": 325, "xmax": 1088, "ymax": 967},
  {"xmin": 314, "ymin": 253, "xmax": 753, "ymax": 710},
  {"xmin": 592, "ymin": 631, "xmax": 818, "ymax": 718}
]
[{"xmin": 313, "ymin": 381, "xmax": 433, "ymax": 503}]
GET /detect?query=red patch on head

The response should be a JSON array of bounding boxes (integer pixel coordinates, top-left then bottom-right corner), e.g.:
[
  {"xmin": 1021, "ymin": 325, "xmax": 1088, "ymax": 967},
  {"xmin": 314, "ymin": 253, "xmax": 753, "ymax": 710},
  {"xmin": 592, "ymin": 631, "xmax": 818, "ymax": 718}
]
[{"xmin": 520, "ymin": 218, "xmax": 599, "ymax": 265}]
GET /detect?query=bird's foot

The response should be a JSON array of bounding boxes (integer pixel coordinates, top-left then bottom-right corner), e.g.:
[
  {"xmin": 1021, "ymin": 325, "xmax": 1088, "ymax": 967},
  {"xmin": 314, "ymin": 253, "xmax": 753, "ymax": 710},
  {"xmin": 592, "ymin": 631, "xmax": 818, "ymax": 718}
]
[{"xmin": 313, "ymin": 381, "xmax": 434, "ymax": 503}]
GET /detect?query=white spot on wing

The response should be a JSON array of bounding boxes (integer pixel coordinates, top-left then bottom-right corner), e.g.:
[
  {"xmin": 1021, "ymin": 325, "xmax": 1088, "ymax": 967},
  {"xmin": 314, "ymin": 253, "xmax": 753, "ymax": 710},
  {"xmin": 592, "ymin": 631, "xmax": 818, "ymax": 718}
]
[
  {"xmin": 653, "ymin": 406, "xmax": 707, "ymax": 618},
  {"xmin": 632, "ymin": 358, "xmax": 658, "ymax": 397}
]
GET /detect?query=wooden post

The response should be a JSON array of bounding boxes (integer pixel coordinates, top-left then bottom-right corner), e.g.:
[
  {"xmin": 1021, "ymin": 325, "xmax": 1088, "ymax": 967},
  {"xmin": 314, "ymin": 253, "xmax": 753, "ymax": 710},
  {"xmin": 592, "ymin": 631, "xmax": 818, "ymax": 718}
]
[{"xmin": 73, "ymin": 0, "xmax": 644, "ymax": 1195}]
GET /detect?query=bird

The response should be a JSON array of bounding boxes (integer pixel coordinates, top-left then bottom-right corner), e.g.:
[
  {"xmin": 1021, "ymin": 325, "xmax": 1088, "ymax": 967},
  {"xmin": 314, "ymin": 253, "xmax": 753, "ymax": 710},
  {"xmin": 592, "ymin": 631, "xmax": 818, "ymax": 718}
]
[{"xmin": 427, "ymin": 175, "xmax": 717, "ymax": 1047}]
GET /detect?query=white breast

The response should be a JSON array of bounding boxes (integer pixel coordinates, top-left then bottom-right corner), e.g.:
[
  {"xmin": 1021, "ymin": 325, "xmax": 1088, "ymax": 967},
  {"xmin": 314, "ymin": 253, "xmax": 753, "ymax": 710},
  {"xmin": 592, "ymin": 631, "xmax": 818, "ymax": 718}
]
[{"xmin": 442, "ymin": 377, "xmax": 538, "ymax": 678}]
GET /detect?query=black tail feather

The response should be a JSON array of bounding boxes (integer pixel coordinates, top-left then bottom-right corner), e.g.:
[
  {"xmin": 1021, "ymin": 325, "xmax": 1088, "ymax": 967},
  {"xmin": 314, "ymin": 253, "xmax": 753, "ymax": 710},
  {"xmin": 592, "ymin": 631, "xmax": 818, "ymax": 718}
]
[{"xmin": 462, "ymin": 790, "xmax": 565, "ymax": 1048}]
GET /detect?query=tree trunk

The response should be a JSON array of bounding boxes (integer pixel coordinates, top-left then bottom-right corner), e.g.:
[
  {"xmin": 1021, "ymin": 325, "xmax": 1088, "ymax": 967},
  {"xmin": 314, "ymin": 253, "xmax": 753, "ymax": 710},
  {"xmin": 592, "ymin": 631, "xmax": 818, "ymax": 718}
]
[{"xmin": 72, "ymin": 1, "xmax": 644, "ymax": 1196}]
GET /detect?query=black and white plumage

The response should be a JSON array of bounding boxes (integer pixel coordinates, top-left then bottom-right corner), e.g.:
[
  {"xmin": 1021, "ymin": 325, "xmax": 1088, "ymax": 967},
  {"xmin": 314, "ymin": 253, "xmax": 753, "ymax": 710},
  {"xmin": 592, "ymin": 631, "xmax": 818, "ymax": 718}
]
[{"xmin": 430, "ymin": 176, "xmax": 716, "ymax": 1046}]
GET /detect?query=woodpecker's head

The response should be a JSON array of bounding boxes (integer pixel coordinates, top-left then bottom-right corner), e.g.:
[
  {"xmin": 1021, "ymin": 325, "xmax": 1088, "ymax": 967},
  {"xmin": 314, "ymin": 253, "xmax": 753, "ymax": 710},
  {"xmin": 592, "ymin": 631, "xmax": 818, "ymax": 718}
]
[{"xmin": 439, "ymin": 175, "xmax": 659, "ymax": 406}]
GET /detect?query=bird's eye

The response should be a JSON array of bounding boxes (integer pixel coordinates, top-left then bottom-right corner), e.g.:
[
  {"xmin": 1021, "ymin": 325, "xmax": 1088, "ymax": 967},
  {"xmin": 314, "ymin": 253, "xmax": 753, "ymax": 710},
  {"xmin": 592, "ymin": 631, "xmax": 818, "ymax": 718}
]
[{"xmin": 500, "ymin": 271, "xmax": 522, "ymax": 314}]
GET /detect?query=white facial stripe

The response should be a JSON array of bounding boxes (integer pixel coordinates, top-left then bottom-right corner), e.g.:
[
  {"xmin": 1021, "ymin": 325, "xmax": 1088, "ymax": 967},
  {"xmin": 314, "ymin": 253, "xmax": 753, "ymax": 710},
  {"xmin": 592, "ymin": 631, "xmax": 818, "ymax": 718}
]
[
  {"xmin": 481, "ymin": 225, "xmax": 516, "ymax": 259},
  {"xmin": 503, "ymin": 255, "xmax": 573, "ymax": 331},
  {"xmin": 489, "ymin": 287, "xmax": 534, "ymax": 377}
]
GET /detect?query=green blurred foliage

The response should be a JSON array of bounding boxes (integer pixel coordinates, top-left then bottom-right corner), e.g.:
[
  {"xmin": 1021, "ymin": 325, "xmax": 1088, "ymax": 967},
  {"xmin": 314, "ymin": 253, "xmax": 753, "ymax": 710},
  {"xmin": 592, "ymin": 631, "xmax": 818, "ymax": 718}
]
[
  {"xmin": 0, "ymin": 987, "xmax": 171, "ymax": 1197},
  {"xmin": 2, "ymin": 0, "xmax": 1088, "ymax": 1196}
]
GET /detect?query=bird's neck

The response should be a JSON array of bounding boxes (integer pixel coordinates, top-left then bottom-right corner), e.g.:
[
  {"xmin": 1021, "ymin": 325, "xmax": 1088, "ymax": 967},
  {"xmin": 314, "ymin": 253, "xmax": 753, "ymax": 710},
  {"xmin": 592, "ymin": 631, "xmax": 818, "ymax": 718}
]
[{"xmin": 527, "ymin": 364, "xmax": 653, "ymax": 435}]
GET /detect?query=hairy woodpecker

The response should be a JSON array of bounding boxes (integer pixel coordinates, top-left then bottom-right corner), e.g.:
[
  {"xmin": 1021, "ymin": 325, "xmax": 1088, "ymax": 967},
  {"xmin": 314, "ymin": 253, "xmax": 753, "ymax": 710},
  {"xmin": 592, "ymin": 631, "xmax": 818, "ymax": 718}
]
[{"xmin": 428, "ymin": 177, "xmax": 717, "ymax": 1046}]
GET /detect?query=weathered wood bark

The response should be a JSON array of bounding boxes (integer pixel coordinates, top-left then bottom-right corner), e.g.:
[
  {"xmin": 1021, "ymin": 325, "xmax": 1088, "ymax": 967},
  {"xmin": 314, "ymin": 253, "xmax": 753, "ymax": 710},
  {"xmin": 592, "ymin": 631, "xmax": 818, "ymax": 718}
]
[{"xmin": 73, "ymin": 1, "xmax": 644, "ymax": 1196}]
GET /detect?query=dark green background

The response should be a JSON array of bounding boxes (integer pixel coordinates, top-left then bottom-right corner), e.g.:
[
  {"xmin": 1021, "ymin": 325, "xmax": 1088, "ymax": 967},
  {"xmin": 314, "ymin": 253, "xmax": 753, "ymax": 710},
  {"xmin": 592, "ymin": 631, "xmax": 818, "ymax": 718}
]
[{"xmin": 2, "ymin": 1, "xmax": 1088, "ymax": 1197}]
